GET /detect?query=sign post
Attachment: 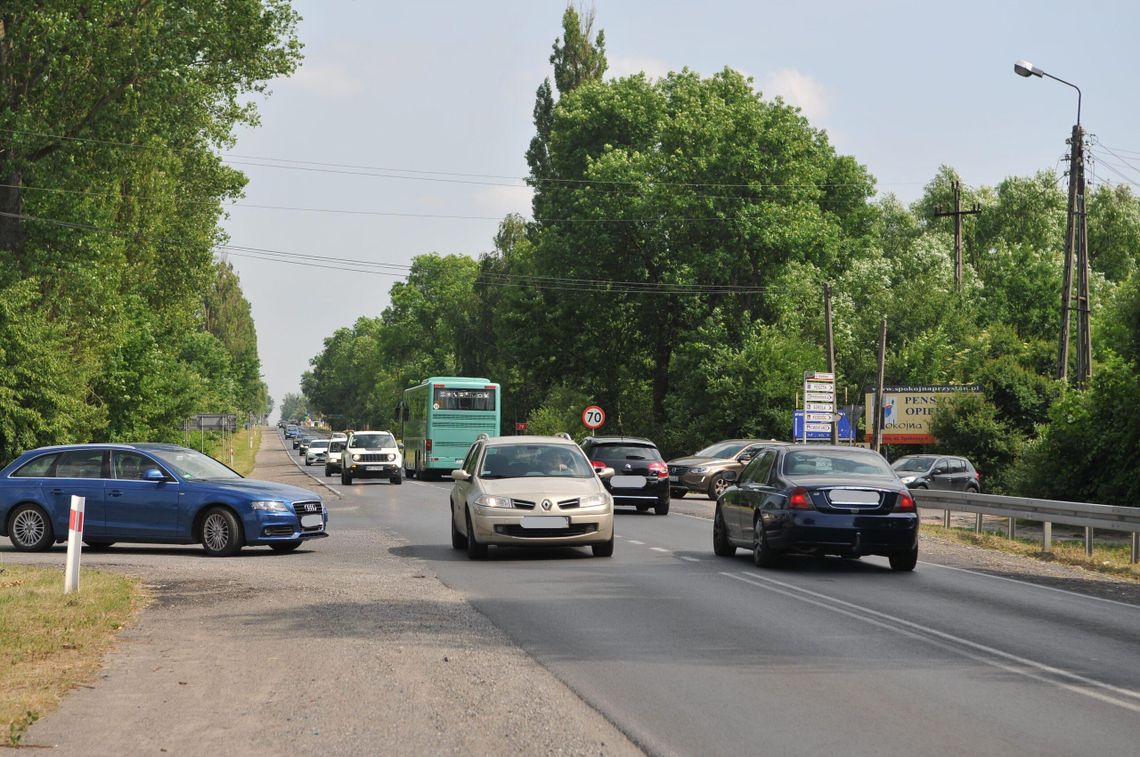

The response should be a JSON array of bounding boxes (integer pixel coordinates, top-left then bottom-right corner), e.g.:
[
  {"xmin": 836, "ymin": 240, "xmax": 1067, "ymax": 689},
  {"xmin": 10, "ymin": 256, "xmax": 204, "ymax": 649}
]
[
  {"xmin": 64, "ymin": 495, "xmax": 85, "ymax": 594},
  {"xmin": 802, "ymin": 371, "xmax": 836, "ymax": 444},
  {"xmin": 581, "ymin": 405, "xmax": 606, "ymax": 430}
]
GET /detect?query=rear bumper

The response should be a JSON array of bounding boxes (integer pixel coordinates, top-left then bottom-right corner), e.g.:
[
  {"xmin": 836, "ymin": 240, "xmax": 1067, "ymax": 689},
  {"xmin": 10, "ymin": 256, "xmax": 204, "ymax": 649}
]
[{"xmin": 766, "ymin": 512, "xmax": 918, "ymax": 556}]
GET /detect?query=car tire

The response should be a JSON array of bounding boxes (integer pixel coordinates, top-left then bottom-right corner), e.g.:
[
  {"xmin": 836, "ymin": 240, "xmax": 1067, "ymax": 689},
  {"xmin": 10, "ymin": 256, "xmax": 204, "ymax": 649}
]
[
  {"xmin": 670, "ymin": 488, "xmax": 686, "ymax": 499},
  {"xmin": 324, "ymin": 466, "xmax": 333, "ymax": 477},
  {"xmin": 752, "ymin": 520, "xmax": 780, "ymax": 568},
  {"xmin": 390, "ymin": 473, "xmax": 402, "ymax": 485},
  {"xmin": 654, "ymin": 498, "xmax": 670, "ymax": 516},
  {"xmin": 708, "ymin": 474, "xmax": 730, "ymax": 500},
  {"xmin": 9, "ymin": 504, "xmax": 54, "ymax": 552},
  {"xmin": 304, "ymin": 459, "xmax": 310, "ymax": 466},
  {"xmin": 712, "ymin": 508, "xmax": 736, "ymax": 557},
  {"xmin": 592, "ymin": 535, "xmax": 614, "ymax": 557},
  {"xmin": 200, "ymin": 507, "xmax": 243, "ymax": 557},
  {"xmin": 889, "ymin": 545, "xmax": 918, "ymax": 572},
  {"xmin": 83, "ymin": 540, "xmax": 116, "ymax": 550},
  {"xmin": 964, "ymin": 484, "xmax": 979, "ymax": 494},
  {"xmin": 465, "ymin": 509, "xmax": 487, "ymax": 560},
  {"xmin": 451, "ymin": 507, "xmax": 467, "ymax": 550},
  {"xmin": 341, "ymin": 471, "xmax": 352, "ymax": 485},
  {"xmin": 269, "ymin": 541, "xmax": 302, "ymax": 553}
]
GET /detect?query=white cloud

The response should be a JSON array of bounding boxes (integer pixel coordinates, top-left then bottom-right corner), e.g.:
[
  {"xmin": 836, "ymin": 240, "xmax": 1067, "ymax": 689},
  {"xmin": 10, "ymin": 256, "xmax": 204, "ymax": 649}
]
[
  {"xmin": 288, "ymin": 63, "xmax": 366, "ymax": 99},
  {"xmin": 762, "ymin": 69, "xmax": 830, "ymax": 121},
  {"xmin": 606, "ymin": 55, "xmax": 672, "ymax": 81}
]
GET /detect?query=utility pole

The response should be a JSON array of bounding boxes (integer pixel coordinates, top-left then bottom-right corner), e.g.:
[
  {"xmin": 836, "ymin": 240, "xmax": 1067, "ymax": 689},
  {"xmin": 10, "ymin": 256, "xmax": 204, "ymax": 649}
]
[
  {"xmin": 1058, "ymin": 124, "xmax": 1092, "ymax": 386},
  {"xmin": 873, "ymin": 317, "xmax": 887, "ymax": 455},
  {"xmin": 823, "ymin": 282, "xmax": 837, "ymax": 444},
  {"xmin": 934, "ymin": 181, "xmax": 981, "ymax": 289}
]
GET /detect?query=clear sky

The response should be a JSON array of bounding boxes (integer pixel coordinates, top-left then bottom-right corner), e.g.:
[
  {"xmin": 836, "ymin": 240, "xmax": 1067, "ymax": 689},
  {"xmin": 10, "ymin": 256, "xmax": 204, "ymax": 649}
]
[{"xmin": 219, "ymin": 0, "xmax": 1140, "ymax": 416}]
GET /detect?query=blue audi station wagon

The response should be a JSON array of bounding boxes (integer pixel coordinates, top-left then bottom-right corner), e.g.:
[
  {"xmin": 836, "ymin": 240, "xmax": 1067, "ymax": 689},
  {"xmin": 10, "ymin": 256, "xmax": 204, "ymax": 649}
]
[{"xmin": 0, "ymin": 443, "xmax": 327, "ymax": 556}]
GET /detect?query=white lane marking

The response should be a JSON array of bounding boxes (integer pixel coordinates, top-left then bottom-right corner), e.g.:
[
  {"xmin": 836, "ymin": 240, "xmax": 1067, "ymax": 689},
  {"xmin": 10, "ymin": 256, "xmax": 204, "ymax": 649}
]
[
  {"xmin": 675, "ymin": 512, "xmax": 712, "ymax": 522},
  {"xmin": 723, "ymin": 571, "xmax": 1140, "ymax": 713},
  {"xmin": 918, "ymin": 560, "xmax": 1140, "ymax": 610},
  {"xmin": 628, "ymin": 540, "xmax": 645, "ymax": 545},
  {"xmin": 650, "ymin": 547, "xmax": 670, "ymax": 553},
  {"xmin": 679, "ymin": 556, "xmax": 701, "ymax": 562}
]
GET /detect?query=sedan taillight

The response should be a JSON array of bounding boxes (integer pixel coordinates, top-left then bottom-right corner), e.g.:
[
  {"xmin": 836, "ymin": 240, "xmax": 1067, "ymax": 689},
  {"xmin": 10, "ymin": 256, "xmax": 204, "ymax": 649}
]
[
  {"xmin": 788, "ymin": 488, "xmax": 813, "ymax": 510},
  {"xmin": 895, "ymin": 490, "xmax": 916, "ymax": 512}
]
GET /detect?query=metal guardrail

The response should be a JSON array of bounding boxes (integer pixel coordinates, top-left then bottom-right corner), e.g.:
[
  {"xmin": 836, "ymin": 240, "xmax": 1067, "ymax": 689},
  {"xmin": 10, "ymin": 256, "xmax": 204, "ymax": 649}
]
[{"xmin": 914, "ymin": 489, "xmax": 1140, "ymax": 564}]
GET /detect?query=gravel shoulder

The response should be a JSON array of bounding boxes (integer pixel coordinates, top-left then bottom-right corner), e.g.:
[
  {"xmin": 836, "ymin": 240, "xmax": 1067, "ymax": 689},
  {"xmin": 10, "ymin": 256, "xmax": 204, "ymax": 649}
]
[{"xmin": 21, "ymin": 433, "xmax": 643, "ymax": 756}]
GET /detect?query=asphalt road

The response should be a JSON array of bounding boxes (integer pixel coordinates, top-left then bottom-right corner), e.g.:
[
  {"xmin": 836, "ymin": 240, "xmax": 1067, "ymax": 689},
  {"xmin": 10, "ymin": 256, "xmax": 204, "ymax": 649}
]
[{"xmin": 10, "ymin": 432, "xmax": 1140, "ymax": 756}]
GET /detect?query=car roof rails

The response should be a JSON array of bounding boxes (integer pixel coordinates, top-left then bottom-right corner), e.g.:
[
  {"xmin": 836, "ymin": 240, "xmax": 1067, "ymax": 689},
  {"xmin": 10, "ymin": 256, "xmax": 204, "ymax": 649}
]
[{"xmin": 555, "ymin": 432, "xmax": 572, "ymax": 440}]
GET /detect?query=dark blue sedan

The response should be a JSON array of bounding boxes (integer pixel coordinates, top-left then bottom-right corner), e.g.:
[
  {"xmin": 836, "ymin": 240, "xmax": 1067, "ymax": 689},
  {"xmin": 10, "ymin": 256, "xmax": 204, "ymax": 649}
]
[
  {"xmin": 0, "ymin": 443, "xmax": 327, "ymax": 556},
  {"xmin": 713, "ymin": 445, "xmax": 918, "ymax": 570}
]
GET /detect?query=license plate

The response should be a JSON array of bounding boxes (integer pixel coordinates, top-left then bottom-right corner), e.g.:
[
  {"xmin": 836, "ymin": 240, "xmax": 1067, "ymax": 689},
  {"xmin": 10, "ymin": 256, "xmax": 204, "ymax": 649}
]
[
  {"xmin": 520, "ymin": 516, "xmax": 569, "ymax": 529},
  {"xmin": 829, "ymin": 489, "xmax": 881, "ymax": 505},
  {"xmin": 669, "ymin": 475, "xmax": 679, "ymax": 482},
  {"xmin": 611, "ymin": 475, "xmax": 647, "ymax": 489},
  {"xmin": 364, "ymin": 465, "xmax": 383, "ymax": 471},
  {"xmin": 300, "ymin": 514, "xmax": 323, "ymax": 528}
]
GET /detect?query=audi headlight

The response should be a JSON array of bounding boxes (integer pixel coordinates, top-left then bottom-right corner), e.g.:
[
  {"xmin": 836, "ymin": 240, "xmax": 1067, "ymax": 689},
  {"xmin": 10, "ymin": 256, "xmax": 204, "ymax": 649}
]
[
  {"xmin": 689, "ymin": 466, "xmax": 709, "ymax": 474},
  {"xmin": 475, "ymin": 494, "xmax": 513, "ymax": 509},
  {"xmin": 579, "ymin": 493, "xmax": 608, "ymax": 508},
  {"xmin": 251, "ymin": 500, "xmax": 290, "ymax": 513}
]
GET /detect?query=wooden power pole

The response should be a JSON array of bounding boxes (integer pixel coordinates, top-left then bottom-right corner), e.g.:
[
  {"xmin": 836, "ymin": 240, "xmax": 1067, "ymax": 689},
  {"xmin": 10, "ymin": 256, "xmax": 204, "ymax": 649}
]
[{"xmin": 934, "ymin": 181, "xmax": 981, "ymax": 289}]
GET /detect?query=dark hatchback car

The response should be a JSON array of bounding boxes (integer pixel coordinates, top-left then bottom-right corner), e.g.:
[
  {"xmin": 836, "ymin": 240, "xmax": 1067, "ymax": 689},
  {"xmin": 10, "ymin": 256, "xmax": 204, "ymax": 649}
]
[
  {"xmin": 713, "ymin": 445, "xmax": 918, "ymax": 571},
  {"xmin": 0, "ymin": 443, "xmax": 327, "ymax": 556},
  {"xmin": 891, "ymin": 454, "xmax": 981, "ymax": 492},
  {"xmin": 580, "ymin": 436, "xmax": 670, "ymax": 516}
]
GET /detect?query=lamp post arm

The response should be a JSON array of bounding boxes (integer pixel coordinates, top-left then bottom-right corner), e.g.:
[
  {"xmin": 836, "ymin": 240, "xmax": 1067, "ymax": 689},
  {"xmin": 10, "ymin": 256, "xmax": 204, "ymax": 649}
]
[{"xmin": 1041, "ymin": 71, "xmax": 1082, "ymax": 126}]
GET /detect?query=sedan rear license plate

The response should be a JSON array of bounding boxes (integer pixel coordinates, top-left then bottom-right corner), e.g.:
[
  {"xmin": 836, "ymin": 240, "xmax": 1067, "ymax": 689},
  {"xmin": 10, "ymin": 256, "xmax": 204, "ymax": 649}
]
[
  {"xmin": 669, "ymin": 475, "xmax": 679, "ymax": 482},
  {"xmin": 611, "ymin": 475, "xmax": 647, "ymax": 489},
  {"xmin": 520, "ymin": 516, "xmax": 569, "ymax": 529},
  {"xmin": 300, "ymin": 514, "xmax": 323, "ymax": 528},
  {"xmin": 828, "ymin": 489, "xmax": 881, "ymax": 505}
]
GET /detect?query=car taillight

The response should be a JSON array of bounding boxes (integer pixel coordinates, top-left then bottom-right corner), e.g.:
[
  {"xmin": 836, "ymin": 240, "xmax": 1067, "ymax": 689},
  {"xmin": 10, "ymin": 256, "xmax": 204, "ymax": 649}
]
[
  {"xmin": 426, "ymin": 438, "xmax": 432, "ymax": 452},
  {"xmin": 895, "ymin": 490, "xmax": 916, "ymax": 512},
  {"xmin": 648, "ymin": 462, "xmax": 668, "ymax": 479},
  {"xmin": 788, "ymin": 488, "xmax": 813, "ymax": 509},
  {"xmin": 591, "ymin": 460, "xmax": 606, "ymax": 472}
]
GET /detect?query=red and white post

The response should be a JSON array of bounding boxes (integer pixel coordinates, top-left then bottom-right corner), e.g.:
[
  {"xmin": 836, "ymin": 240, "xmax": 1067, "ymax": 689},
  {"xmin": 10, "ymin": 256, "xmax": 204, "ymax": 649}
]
[{"xmin": 64, "ymin": 495, "xmax": 85, "ymax": 594}]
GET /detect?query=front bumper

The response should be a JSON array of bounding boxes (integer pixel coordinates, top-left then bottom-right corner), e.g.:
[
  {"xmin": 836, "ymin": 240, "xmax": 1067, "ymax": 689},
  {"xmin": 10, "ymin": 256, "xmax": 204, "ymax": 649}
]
[
  {"xmin": 243, "ymin": 508, "xmax": 328, "ymax": 545},
  {"xmin": 470, "ymin": 507, "xmax": 613, "ymax": 547},
  {"xmin": 345, "ymin": 462, "xmax": 400, "ymax": 478}
]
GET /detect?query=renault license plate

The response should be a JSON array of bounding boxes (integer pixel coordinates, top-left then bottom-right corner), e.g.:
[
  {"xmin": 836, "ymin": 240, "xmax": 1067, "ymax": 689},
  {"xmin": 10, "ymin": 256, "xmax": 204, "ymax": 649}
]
[{"xmin": 520, "ymin": 516, "xmax": 569, "ymax": 529}]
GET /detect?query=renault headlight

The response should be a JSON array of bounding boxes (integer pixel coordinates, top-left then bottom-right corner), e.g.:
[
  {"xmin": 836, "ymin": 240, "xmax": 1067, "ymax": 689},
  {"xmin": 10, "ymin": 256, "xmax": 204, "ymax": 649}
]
[
  {"xmin": 475, "ymin": 494, "xmax": 513, "ymax": 508},
  {"xmin": 579, "ymin": 493, "xmax": 608, "ymax": 508},
  {"xmin": 251, "ymin": 500, "xmax": 291, "ymax": 513}
]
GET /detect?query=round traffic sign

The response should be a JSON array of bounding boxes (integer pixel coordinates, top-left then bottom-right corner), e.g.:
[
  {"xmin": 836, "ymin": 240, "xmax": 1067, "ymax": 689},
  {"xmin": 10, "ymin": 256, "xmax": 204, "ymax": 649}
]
[{"xmin": 581, "ymin": 405, "xmax": 606, "ymax": 429}]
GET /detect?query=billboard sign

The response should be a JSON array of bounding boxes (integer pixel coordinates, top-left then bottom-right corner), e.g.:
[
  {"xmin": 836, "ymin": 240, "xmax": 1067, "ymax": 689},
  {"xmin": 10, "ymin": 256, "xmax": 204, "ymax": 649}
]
[
  {"xmin": 793, "ymin": 410, "xmax": 855, "ymax": 441},
  {"xmin": 863, "ymin": 385, "xmax": 982, "ymax": 445},
  {"xmin": 183, "ymin": 414, "xmax": 238, "ymax": 432}
]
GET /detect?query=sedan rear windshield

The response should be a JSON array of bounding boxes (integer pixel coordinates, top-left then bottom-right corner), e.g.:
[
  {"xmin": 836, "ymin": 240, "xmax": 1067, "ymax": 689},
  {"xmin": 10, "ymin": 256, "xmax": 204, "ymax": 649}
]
[
  {"xmin": 784, "ymin": 450, "xmax": 893, "ymax": 478},
  {"xmin": 589, "ymin": 445, "xmax": 663, "ymax": 463}
]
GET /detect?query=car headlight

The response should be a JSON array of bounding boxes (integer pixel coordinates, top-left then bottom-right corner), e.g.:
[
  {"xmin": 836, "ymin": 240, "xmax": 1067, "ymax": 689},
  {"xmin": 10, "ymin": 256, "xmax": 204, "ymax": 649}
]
[
  {"xmin": 251, "ymin": 500, "xmax": 291, "ymax": 513},
  {"xmin": 579, "ymin": 493, "xmax": 608, "ymax": 508},
  {"xmin": 689, "ymin": 466, "xmax": 709, "ymax": 474},
  {"xmin": 475, "ymin": 494, "xmax": 513, "ymax": 508},
  {"xmin": 899, "ymin": 475, "xmax": 916, "ymax": 484}
]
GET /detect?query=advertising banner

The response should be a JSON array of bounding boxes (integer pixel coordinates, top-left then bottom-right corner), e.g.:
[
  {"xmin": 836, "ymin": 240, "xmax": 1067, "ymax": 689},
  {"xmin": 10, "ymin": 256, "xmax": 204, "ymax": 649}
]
[{"xmin": 863, "ymin": 385, "xmax": 982, "ymax": 445}]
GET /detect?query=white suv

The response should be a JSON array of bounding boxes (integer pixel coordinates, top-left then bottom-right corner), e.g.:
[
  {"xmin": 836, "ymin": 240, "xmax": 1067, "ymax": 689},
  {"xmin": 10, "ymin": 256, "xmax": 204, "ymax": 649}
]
[
  {"xmin": 324, "ymin": 439, "xmax": 346, "ymax": 477},
  {"xmin": 341, "ymin": 431, "xmax": 402, "ymax": 485}
]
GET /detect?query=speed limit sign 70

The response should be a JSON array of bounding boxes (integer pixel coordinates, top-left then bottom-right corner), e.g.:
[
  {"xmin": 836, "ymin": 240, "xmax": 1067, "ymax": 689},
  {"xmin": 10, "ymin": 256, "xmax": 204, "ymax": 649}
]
[{"xmin": 582, "ymin": 405, "xmax": 606, "ymax": 429}]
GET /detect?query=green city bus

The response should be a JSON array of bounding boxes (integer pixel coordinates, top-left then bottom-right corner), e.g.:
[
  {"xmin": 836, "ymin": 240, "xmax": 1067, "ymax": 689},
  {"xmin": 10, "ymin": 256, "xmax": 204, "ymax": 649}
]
[{"xmin": 399, "ymin": 376, "xmax": 501, "ymax": 480}]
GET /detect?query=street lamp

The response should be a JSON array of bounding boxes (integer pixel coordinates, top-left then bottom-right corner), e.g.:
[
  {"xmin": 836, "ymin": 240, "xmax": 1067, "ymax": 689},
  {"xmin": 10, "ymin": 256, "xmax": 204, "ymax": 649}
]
[
  {"xmin": 1013, "ymin": 59, "xmax": 1090, "ymax": 386},
  {"xmin": 1013, "ymin": 59, "xmax": 1081, "ymax": 125}
]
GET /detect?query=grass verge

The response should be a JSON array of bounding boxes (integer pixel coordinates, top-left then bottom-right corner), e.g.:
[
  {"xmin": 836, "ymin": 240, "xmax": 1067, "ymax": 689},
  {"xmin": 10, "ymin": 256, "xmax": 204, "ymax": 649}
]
[
  {"xmin": 923, "ymin": 523, "xmax": 1140, "ymax": 582},
  {"xmin": 0, "ymin": 564, "xmax": 144, "ymax": 745},
  {"xmin": 205, "ymin": 427, "xmax": 261, "ymax": 476}
]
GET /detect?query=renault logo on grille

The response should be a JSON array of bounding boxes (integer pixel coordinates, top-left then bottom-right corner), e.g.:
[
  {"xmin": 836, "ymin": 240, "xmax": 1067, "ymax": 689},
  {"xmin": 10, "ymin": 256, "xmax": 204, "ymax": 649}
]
[{"xmin": 541, "ymin": 499, "xmax": 553, "ymax": 511}]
